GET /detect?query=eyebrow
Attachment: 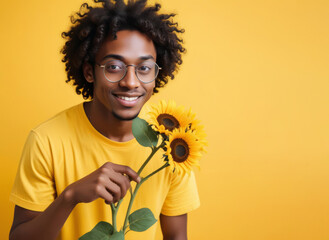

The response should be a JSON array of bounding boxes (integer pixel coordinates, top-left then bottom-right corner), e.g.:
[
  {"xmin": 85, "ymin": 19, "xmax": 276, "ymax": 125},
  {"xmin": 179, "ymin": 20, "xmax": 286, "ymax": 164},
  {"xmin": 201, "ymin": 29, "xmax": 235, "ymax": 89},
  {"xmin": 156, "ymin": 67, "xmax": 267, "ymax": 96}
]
[{"xmin": 101, "ymin": 54, "xmax": 155, "ymax": 62}]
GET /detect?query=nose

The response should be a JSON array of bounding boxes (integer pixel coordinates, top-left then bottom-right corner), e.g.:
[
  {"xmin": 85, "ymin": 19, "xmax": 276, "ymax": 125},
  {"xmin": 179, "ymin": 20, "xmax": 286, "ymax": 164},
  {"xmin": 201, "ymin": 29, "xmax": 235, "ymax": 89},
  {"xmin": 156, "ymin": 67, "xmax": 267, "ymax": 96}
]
[{"xmin": 119, "ymin": 65, "xmax": 141, "ymax": 89}]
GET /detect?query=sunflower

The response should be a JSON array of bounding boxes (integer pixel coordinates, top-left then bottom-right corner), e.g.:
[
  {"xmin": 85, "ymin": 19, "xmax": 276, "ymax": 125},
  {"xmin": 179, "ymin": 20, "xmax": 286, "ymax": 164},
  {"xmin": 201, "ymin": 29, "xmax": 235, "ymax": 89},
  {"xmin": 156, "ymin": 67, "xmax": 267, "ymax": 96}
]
[
  {"xmin": 165, "ymin": 128, "xmax": 204, "ymax": 175},
  {"xmin": 185, "ymin": 108, "xmax": 207, "ymax": 147},
  {"xmin": 146, "ymin": 100, "xmax": 192, "ymax": 135}
]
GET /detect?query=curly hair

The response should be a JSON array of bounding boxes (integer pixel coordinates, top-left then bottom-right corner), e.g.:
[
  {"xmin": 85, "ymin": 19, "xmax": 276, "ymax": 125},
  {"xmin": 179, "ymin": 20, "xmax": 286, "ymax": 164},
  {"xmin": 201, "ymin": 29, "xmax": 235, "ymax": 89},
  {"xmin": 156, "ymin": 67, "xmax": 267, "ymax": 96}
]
[{"xmin": 61, "ymin": 0, "xmax": 185, "ymax": 99}]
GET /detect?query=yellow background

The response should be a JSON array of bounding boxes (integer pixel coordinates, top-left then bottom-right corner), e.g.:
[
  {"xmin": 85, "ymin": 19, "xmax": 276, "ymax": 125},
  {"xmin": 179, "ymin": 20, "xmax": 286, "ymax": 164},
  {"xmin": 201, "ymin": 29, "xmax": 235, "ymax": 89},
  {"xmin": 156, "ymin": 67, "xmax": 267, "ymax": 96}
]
[{"xmin": 1, "ymin": 0, "xmax": 329, "ymax": 239}]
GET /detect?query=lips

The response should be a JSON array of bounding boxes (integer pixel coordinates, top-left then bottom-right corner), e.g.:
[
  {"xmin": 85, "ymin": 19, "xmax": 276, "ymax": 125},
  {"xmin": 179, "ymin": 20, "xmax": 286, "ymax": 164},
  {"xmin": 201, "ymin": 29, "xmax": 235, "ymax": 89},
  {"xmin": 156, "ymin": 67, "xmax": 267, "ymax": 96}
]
[
  {"xmin": 116, "ymin": 95, "xmax": 139, "ymax": 101},
  {"xmin": 113, "ymin": 93, "xmax": 143, "ymax": 107}
]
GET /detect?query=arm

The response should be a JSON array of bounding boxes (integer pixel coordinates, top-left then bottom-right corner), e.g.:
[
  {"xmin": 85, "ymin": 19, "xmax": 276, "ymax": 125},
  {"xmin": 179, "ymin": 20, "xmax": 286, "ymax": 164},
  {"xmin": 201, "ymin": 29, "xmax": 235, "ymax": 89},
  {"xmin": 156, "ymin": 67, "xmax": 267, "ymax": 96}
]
[
  {"xmin": 160, "ymin": 214, "xmax": 187, "ymax": 240},
  {"xmin": 9, "ymin": 193, "xmax": 74, "ymax": 240},
  {"xmin": 9, "ymin": 162, "xmax": 140, "ymax": 240}
]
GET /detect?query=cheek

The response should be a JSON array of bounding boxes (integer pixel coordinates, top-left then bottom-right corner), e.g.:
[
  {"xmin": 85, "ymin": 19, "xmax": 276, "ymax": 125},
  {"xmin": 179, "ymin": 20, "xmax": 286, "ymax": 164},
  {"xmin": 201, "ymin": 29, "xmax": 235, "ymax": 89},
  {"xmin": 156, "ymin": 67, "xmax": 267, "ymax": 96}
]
[
  {"xmin": 93, "ymin": 78, "xmax": 113, "ymax": 98},
  {"xmin": 147, "ymin": 83, "xmax": 155, "ymax": 96},
  {"xmin": 94, "ymin": 71, "xmax": 104, "ymax": 83}
]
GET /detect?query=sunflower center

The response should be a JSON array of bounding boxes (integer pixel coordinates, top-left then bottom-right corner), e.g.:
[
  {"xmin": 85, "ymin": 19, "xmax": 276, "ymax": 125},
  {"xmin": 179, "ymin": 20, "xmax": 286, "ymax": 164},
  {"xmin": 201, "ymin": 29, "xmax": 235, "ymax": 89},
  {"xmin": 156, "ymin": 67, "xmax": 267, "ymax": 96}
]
[
  {"xmin": 157, "ymin": 114, "xmax": 180, "ymax": 131},
  {"xmin": 170, "ymin": 138, "xmax": 189, "ymax": 163}
]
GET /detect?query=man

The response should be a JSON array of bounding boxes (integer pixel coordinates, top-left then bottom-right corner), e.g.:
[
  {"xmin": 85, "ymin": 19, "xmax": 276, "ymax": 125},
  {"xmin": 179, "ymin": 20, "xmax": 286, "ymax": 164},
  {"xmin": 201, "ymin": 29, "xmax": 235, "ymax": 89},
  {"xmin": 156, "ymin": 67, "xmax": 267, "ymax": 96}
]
[{"xmin": 9, "ymin": 0, "xmax": 199, "ymax": 239}]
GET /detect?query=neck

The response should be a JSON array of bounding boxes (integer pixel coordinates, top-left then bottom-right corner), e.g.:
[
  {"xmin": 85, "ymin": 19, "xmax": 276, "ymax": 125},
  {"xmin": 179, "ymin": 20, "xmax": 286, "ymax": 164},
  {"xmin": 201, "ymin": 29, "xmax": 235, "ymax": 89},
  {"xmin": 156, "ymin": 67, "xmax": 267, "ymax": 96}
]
[{"xmin": 83, "ymin": 101, "xmax": 134, "ymax": 142}]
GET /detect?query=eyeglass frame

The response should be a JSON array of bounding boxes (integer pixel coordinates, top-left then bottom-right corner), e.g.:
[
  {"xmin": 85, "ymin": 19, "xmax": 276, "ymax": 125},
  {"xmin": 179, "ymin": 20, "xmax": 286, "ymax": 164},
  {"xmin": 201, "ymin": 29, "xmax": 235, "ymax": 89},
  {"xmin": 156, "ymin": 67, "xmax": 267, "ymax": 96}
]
[{"xmin": 95, "ymin": 60, "xmax": 162, "ymax": 84}]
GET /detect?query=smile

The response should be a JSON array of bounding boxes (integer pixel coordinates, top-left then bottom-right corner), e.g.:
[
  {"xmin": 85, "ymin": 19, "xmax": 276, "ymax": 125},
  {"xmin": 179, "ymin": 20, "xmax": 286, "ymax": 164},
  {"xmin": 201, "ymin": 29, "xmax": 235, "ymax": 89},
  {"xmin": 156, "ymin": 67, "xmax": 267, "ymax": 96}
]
[{"xmin": 116, "ymin": 96, "xmax": 139, "ymax": 101}]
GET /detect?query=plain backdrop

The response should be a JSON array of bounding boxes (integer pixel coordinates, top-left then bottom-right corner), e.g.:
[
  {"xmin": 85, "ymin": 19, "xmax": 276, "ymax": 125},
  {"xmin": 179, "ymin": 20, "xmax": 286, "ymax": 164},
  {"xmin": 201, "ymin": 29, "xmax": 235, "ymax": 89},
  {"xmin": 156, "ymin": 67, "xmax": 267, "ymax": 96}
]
[{"xmin": 1, "ymin": 0, "xmax": 329, "ymax": 239}]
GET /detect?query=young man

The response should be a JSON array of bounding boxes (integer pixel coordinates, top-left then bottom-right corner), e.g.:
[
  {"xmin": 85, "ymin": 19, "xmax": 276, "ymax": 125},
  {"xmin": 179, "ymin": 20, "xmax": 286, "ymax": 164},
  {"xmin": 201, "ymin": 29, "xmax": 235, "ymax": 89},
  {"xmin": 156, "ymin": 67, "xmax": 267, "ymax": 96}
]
[{"xmin": 9, "ymin": 0, "xmax": 199, "ymax": 239}]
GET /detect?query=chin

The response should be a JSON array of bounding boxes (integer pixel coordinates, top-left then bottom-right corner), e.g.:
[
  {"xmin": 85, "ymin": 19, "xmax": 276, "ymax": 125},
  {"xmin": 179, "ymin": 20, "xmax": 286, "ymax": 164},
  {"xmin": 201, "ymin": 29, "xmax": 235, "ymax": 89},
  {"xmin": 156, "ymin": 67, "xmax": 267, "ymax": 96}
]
[{"xmin": 112, "ymin": 111, "xmax": 140, "ymax": 121}]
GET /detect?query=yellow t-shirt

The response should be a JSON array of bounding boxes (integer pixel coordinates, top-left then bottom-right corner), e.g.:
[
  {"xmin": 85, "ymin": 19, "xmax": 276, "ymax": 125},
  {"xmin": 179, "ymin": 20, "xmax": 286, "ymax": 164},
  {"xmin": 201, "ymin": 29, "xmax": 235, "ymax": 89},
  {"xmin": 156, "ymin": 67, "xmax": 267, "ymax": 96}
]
[{"xmin": 10, "ymin": 103, "xmax": 200, "ymax": 240}]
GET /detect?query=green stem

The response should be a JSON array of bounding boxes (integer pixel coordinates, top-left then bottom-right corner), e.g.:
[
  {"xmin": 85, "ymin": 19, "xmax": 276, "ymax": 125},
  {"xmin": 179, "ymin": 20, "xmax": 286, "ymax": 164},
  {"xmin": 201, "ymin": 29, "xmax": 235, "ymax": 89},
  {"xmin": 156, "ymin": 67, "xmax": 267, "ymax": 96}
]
[
  {"xmin": 137, "ymin": 137, "xmax": 166, "ymax": 176},
  {"xmin": 137, "ymin": 147, "xmax": 157, "ymax": 175},
  {"xmin": 116, "ymin": 199, "xmax": 123, "ymax": 209},
  {"xmin": 122, "ymin": 182, "xmax": 142, "ymax": 232},
  {"xmin": 122, "ymin": 162, "xmax": 170, "ymax": 232},
  {"xmin": 110, "ymin": 203, "xmax": 118, "ymax": 232},
  {"xmin": 143, "ymin": 162, "xmax": 170, "ymax": 181},
  {"xmin": 110, "ymin": 194, "xmax": 125, "ymax": 233}
]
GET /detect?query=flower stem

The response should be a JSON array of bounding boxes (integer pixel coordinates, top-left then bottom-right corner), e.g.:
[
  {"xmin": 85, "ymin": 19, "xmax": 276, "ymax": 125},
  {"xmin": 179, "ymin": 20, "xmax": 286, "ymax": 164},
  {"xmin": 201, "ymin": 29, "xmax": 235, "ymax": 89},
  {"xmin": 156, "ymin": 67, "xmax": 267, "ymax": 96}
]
[
  {"xmin": 137, "ymin": 147, "xmax": 157, "ymax": 175},
  {"xmin": 143, "ymin": 162, "xmax": 170, "ymax": 181},
  {"xmin": 137, "ymin": 137, "xmax": 166, "ymax": 176},
  {"xmin": 122, "ymin": 181, "xmax": 142, "ymax": 232},
  {"xmin": 116, "ymin": 199, "xmax": 123, "ymax": 209},
  {"xmin": 110, "ymin": 197, "xmax": 124, "ymax": 233},
  {"xmin": 122, "ymin": 162, "xmax": 170, "ymax": 232},
  {"xmin": 110, "ymin": 203, "xmax": 118, "ymax": 232}
]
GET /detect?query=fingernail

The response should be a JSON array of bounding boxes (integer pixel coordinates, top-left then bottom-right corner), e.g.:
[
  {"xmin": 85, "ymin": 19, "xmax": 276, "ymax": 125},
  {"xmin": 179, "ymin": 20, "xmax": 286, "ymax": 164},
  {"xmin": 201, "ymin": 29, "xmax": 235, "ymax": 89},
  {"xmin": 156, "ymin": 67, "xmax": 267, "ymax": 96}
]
[{"xmin": 137, "ymin": 176, "xmax": 141, "ymax": 183}]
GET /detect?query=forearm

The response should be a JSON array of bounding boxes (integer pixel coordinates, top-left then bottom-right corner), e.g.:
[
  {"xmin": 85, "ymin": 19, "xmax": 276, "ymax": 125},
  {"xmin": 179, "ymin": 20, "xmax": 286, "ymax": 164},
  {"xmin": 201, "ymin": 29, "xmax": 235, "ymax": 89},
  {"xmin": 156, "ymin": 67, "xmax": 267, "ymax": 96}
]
[
  {"xmin": 160, "ymin": 214, "xmax": 187, "ymax": 240},
  {"xmin": 9, "ymin": 190, "xmax": 76, "ymax": 240},
  {"xmin": 10, "ymin": 162, "xmax": 140, "ymax": 240},
  {"xmin": 163, "ymin": 236, "xmax": 187, "ymax": 240}
]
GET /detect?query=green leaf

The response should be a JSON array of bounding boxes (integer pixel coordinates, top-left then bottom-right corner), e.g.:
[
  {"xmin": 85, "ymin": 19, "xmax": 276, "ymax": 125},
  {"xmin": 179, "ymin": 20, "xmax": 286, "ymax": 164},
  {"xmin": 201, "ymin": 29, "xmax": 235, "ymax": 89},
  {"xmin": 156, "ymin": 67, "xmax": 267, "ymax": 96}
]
[
  {"xmin": 110, "ymin": 231, "xmax": 124, "ymax": 240},
  {"xmin": 128, "ymin": 208, "xmax": 157, "ymax": 232},
  {"xmin": 79, "ymin": 221, "xmax": 113, "ymax": 240},
  {"xmin": 132, "ymin": 117, "xmax": 158, "ymax": 148}
]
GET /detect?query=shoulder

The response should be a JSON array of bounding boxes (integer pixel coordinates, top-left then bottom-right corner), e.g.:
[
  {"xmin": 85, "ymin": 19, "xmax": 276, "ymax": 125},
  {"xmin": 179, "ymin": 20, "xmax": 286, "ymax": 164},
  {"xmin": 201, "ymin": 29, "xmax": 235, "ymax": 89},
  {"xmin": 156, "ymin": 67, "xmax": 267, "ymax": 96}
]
[
  {"xmin": 31, "ymin": 103, "xmax": 84, "ymax": 139},
  {"xmin": 161, "ymin": 170, "xmax": 200, "ymax": 216}
]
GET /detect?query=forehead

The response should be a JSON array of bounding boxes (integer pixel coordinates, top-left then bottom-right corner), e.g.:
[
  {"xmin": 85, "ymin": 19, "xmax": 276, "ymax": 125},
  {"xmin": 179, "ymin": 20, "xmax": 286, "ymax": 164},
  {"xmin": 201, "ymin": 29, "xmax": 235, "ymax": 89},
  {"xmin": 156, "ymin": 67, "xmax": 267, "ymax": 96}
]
[{"xmin": 95, "ymin": 30, "xmax": 156, "ymax": 62}]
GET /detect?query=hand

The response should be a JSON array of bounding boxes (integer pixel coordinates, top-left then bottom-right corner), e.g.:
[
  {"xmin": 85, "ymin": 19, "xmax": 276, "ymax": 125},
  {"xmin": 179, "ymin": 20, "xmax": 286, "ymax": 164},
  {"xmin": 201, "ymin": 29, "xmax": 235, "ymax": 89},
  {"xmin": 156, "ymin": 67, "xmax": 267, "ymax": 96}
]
[{"xmin": 64, "ymin": 162, "xmax": 141, "ymax": 205}]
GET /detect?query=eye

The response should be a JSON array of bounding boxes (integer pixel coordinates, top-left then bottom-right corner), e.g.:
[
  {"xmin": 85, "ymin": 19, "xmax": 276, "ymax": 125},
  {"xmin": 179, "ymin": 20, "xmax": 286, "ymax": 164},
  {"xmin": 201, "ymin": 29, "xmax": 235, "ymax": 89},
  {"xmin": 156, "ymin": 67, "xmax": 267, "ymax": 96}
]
[
  {"xmin": 138, "ymin": 66, "xmax": 151, "ymax": 71},
  {"xmin": 137, "ymin": 62, "xmax": 154, "ymax": 74},
  {"xmin": 105, "ymin": 61, "xmax": 124, "ymax": 73},
  {"xmin": 106, "ymin": 64, "xmax": 121, "ymax": 72}
]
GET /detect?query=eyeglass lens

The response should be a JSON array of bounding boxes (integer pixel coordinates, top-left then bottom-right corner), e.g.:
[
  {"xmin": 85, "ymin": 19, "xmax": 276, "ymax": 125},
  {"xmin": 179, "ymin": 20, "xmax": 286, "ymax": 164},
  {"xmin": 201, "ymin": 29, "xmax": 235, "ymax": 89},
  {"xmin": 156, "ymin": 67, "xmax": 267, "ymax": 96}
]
[{"xmin": 104, "ymin": 60, "xmax": 159, "ymax": 83}]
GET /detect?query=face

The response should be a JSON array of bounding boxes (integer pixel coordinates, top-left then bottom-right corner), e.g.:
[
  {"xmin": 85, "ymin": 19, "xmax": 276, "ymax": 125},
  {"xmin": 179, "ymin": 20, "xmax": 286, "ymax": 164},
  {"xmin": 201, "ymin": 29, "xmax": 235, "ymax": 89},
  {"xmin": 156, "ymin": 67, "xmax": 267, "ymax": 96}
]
[{"xmin": 84, "ymin": 30, "xmax": 156, "ymax": 121}]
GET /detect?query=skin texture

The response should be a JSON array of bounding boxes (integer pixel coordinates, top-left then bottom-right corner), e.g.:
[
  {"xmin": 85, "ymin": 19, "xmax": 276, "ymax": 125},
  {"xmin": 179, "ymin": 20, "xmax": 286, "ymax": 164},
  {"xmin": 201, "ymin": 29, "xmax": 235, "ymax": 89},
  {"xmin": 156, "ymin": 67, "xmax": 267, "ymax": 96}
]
[
  {"xmin": 10, "ymin": 30, "xmax": 187, "ymax": 240},
  {"xmin": 83, "ymin": 30, "xmax": 156, "ymax": 141},
  {"xmin": 161, "ymin": 214, "xmax": 188, "ymax": 240}
]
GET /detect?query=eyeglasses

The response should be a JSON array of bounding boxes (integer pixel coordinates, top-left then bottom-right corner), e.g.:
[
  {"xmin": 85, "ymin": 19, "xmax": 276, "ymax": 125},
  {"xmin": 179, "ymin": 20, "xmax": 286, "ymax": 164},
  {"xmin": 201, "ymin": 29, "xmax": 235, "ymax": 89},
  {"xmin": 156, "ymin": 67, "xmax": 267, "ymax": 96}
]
[{"xmin": 96, "ymin": 60, "xmax": 161, "ymax": 83}]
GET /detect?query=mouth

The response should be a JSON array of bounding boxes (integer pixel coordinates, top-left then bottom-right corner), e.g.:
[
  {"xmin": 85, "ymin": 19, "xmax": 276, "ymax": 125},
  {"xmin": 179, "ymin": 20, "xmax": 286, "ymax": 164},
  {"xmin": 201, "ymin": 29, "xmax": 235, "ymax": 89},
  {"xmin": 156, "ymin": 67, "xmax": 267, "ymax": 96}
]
[
  {"xmin": 113, "ymin": 93, "xmax": 143, "ymax": 107},
  {"xmin": 116, "ymin": 95, "xmax": 139, "ymax": 102}
]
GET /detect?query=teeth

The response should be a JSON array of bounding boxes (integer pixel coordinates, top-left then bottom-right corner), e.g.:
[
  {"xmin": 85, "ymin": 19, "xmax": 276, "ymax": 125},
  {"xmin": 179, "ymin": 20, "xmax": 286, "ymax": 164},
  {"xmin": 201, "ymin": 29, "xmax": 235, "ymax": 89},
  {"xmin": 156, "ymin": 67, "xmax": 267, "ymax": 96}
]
[{"xmin": 117, "ymin": 96, "xmax": 139, "ymax": 101}]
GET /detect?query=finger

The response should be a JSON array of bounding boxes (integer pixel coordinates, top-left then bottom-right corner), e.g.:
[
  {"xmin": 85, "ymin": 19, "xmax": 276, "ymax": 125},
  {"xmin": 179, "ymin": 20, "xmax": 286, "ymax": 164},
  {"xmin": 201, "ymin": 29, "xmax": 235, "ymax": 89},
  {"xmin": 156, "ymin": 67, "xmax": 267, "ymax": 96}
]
[
  {"xmin": 122, "ymin": 174, "xmax": 132, "ymax": 191},
  {"xmin": 112, "ymin": 164, "xmax": 141, "ymax": 183},
  {"xmin": 105, "ymin": 181, "xmax": 122, "ymax": 203},
  {"xmin": 96, "ymin": 185, "xmax": 114, "ymax": 204},
  {"xmin": 98, "ymin": 163, "xmax": 131, "ymax": 199},
  {"xmin": 109, "ymin": 172, "xmax": 130, "ymax": 199}
]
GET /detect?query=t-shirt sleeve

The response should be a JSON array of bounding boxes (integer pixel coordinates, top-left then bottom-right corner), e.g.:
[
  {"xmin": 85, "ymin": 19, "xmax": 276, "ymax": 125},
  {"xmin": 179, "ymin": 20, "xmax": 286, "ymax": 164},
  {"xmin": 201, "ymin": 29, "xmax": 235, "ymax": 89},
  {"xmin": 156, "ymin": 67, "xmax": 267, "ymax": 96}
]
[
  {"xmin": 161, "ymin": 170, "xmax": 200, "ymax": 216},
  {"xmin": 10, "ymin": 130, "xmax": 56, "ymax": 212}
]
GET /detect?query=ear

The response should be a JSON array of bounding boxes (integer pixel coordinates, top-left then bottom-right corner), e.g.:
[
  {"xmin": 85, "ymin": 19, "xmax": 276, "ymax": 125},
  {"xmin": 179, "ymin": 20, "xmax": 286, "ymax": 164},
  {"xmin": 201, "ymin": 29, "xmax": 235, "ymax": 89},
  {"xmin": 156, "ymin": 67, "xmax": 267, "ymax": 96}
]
[{"xmin": 83, "ymin": 63, "xmax": 94, "ymax": 83}]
